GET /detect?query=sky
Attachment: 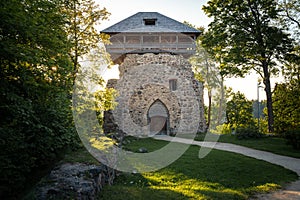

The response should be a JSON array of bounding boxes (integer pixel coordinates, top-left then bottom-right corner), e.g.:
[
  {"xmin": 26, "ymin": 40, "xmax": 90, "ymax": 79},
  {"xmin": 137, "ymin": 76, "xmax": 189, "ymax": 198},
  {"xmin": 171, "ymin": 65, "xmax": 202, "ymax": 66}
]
[
  {"xmin": 95, "ymin": 0, "xmax": 284, "ymax": 101},
  {"xmin": 96, "ymin": 0, "xmax": 211, "ymax": 31}
]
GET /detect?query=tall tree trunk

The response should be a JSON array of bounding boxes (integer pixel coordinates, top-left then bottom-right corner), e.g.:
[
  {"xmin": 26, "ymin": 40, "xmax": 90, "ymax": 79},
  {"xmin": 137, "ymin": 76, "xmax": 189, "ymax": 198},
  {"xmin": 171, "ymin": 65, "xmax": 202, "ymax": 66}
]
[
  {"xmin": 207, "ymin": 89, "xmax": 212, "ymax": 131},
  {"xmin": 71, "ymin": 0, "xmax": 78, "ymax": 85},
  {"xmin": 217, "ymin": 77, "xmax": 225, "ymax": 125},
  {"xmin": 262, "ymin": 61, "xmax": 274, "ymax": 132}
]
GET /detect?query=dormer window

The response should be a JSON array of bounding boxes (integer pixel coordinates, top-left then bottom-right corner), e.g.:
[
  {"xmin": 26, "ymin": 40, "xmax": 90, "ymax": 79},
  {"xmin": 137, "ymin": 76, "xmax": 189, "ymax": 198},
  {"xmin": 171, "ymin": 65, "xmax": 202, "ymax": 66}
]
[{"xmin": 143, "ymin": 18, "xmax": 157, "ymax": 26}]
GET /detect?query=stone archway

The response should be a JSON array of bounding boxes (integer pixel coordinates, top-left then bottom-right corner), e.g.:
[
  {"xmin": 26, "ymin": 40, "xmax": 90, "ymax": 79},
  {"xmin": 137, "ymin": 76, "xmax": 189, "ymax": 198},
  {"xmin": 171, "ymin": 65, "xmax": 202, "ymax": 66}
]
[
  {"xmin": 148, "ymin": 100, "xmax": 169, "ymax": 135},
  {"xmin": 128, "ymin": 83, "xmax": 181, "ymax": 135}
]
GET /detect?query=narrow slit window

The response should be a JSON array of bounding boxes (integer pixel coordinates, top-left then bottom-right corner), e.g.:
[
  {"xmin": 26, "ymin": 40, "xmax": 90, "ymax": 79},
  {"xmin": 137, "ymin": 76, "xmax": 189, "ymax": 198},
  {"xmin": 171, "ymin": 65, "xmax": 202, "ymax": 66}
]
[
  {"xmin": 169, "ymin": 79, "xmax": 177, "ymax": 91},
  {"xmin": 143, "ymin": 18, "xmax": 157, "ymax": 26}
]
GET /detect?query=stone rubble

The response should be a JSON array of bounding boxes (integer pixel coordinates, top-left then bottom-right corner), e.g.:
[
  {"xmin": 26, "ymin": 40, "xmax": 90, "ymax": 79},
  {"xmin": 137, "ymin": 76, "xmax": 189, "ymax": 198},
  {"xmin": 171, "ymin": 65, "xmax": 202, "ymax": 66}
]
[{"xmin": 35, "ymin": 163, "xmax": 115, "ymax": 200}]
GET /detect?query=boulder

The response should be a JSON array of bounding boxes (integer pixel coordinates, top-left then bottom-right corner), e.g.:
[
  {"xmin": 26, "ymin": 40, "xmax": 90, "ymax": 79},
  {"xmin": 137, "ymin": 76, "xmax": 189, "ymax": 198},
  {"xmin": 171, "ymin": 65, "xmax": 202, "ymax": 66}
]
[{"xmin": 35, "ymin": 163, "xmax": 115, "ymax": 200}]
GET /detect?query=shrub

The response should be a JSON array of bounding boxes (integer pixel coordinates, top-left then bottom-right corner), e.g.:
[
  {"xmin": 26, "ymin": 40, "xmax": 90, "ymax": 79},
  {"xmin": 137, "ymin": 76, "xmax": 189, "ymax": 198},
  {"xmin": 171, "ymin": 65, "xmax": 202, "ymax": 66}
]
[
  {"xmin": 284, "ymin": 130, "xmax": 300, "ymax": 150},
  {"xmin": 220, "ymin": 124, "xmax": 233, "ymax": 134},
  {"xmin": 235, "ymin": 127, "xmax": 263, "ymax": 140},
  {"xmin": 0, "ymin": 84, "xmax": 80, "ymax": 198}
]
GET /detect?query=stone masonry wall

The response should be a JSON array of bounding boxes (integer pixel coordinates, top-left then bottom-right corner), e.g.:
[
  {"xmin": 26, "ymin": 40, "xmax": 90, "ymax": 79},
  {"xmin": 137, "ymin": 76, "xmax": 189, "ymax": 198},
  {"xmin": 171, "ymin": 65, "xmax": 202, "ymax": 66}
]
[{"xmin": 104, "ymin": 53, "xmax": 206, "ymax": 136}]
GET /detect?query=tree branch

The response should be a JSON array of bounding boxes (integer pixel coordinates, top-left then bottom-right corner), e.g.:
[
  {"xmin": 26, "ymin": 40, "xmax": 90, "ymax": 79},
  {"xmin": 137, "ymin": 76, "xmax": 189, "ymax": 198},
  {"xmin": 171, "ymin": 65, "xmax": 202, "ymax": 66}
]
[{"xmin": 284, "ymin": 0, "xmax": 300, "ymax": 28}]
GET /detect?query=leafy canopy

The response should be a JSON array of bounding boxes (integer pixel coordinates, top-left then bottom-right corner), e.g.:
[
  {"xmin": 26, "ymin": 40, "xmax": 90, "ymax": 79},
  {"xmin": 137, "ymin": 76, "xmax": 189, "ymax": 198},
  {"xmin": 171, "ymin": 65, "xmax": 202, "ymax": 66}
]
[
  {"xmin": 202, "ymin": 0, "xmax": 293, "ymax": 77},
  {"xmin": 62, "ymin": 0, "xmax": 110, "ymax": 73}
]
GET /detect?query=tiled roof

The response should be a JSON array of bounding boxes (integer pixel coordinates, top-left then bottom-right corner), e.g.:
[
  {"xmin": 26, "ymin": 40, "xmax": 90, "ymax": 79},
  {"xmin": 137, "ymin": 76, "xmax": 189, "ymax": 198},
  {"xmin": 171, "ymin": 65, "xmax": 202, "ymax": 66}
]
[{"xmin": 101, "ymin": 12, "xmax": 201, "ymax": 35}]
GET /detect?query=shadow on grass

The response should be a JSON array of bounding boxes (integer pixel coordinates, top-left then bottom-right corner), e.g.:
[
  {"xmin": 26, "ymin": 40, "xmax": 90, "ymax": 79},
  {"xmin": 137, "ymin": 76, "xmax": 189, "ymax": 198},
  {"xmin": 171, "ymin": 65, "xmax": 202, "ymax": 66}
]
[{"xmin": 98, "ymin": 138, "xmax": 298, "ymax": 200}]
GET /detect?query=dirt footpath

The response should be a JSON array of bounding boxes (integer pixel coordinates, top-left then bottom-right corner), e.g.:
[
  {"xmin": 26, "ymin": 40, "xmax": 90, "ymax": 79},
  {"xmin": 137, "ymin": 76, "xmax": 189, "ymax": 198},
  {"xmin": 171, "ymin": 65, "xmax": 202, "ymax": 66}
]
[{"xmin": 250, "ymin": 180, "xmax": 300, "ymax": 200}]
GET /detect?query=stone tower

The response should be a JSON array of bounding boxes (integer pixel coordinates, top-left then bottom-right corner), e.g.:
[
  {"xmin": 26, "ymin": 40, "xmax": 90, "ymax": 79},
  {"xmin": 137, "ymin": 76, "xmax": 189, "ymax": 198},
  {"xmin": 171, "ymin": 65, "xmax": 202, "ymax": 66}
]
[{"xmin": 101, "ymin": 12, "xmax": 206, "ymax": 136}]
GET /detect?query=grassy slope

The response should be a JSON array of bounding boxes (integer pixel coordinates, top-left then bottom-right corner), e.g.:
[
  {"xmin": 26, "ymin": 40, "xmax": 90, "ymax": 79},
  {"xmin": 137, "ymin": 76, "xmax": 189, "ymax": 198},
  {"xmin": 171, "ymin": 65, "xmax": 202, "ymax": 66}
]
[{"xmin": 98, "ymin": 138, "xmax": 298, "ymax": 200}]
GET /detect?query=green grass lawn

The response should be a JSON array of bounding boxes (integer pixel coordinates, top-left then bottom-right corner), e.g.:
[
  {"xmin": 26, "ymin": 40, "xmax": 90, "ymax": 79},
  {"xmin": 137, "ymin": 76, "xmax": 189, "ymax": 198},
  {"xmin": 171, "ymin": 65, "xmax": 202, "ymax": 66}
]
[
  {"xmin": 98, "ymin": 137, "xmax": 298, "ymax": 200},
  {"xmin": 195, "ymin": 133, "xmax": 300, "ymax": 158}
]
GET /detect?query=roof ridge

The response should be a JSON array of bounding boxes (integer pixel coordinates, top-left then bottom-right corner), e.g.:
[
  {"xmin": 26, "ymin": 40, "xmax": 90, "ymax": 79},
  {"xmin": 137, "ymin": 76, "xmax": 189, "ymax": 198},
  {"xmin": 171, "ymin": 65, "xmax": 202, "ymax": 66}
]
[{"xmin": 101, "ymin": 12, "xmax": 201, "ymax": 35}]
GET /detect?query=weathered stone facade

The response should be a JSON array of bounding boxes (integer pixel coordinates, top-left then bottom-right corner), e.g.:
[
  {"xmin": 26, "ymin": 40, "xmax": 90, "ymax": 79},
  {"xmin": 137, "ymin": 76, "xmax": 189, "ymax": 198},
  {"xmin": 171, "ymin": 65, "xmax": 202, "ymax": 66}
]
[{"xmin": 104, "ymin": 53, "xmax": 206, "ymax": 136}]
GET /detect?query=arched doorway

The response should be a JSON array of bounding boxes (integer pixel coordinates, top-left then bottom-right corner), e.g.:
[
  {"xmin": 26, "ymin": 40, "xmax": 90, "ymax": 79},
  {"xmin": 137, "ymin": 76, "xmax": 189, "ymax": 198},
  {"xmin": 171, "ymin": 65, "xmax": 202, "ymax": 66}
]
[{"xmin": 148, "ymin": 100, "xmax": 169, "ymax": 135}]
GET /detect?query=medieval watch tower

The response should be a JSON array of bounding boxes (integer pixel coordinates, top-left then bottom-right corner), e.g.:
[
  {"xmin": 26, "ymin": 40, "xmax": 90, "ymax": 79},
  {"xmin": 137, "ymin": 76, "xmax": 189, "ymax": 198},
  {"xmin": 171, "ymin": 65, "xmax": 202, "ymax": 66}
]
[{"xmin": 101, "ymin": 12, "xmax": 206, "ymax": 137}]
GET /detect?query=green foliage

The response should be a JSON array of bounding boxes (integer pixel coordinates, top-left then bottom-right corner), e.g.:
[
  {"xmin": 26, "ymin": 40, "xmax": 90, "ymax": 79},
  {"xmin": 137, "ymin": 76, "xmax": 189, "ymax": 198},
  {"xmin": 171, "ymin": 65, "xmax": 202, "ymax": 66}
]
[
  {"xmin": 273, "ymin": 81, "xmax": 300, "ymax": 134},
  {"xmin": 214, "ymin": 123, "xmax": 232, "ymax": 134},
  {"xmin": 0, "ymin": 0, "xmax": 79, "ymax": 198},
  {"xmin": 225, "ymin": 90, "xmax": 256, "ymax": 130},
  {"xmin": 95, "ymin": 88, "xmax": 119, "ymax": 126},
  {"xmin": 272, "ymin": 24, "xmax": 299, "ymax": 136},
  {"xmin": 235, "ymin": 127, "xmax": 263, "ymax": 140},
  {"xmin": 201, "ymin": 0, "xmax": 296, "ymax": 132},
  {"xmin": 278, "ymin": 0, "xmax": 300, "ymax": 41},
  {"xmin": 0, "ymin": 0, "xmax": 111, "ymax": 198},
  {"xmin": 190, "ymin": 40, "xmax": 226, "ymax": 131},
  {"xmin": 284, "ymin": 130, "xmax": 300, "ymax": 149},
  {"xmin": 62, "ymin": 0, "xmax": 110, "ymax": 73},
  {"xmin": 95, "ymin": 88, "xmax": 118, "ymax": 112},
  {"xmin": 202, "ymin": 0, "xmax": 293, "ymax": 75}
]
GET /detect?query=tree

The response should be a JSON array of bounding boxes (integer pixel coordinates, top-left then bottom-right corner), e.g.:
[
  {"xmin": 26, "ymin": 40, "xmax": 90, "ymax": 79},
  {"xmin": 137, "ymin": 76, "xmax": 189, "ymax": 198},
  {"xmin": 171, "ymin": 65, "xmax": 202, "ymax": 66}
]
[
  {"xmin": 273, "ymin": 81, "xmax": 300, "ymax": 133},
  {"xmin": 0, "ymin": 0, "xmax": 78, "ymax": 197},
  {"xmin": 279, "ymin": 0, "xmax": 300, "ymax": 33},
  {"xmin": 186, "ymin": 23, "xmax": 226, "ymax": 131},
  {"xmin": 62, "ymin": 0, "xmax": 110, "ymax": 77},
  {"xmin": 190, "ymin": 43, "xmax": 225, "ymax": 131},
  {"xmin": 201, "ymin": 0, "xmax": 294, "ymax": 132},
  {"xmin": 226, "ymin": 90, "xmax": 256, "ymax": 129},
  {"xmin": 273, "ymin": 43, "xmax": 300, "ymax": 134}
]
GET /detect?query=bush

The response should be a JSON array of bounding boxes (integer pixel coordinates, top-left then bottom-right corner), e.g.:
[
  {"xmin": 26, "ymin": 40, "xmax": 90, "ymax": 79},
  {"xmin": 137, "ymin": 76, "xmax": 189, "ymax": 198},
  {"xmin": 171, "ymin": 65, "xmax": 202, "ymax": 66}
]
[
  {"xmin": 235, "ymin": 127, "xmax": 263, "ymax": 140},
  {"xmin": 0, "ymin": 83, "xmax": 80, "ymax": 199},
  {"xmin": 220, "ymin": 124, "xmax": 233, "ymax": 134},
  {"xmin": 284, "ymin": 130, "xmax": 300, "ymax": 150}
]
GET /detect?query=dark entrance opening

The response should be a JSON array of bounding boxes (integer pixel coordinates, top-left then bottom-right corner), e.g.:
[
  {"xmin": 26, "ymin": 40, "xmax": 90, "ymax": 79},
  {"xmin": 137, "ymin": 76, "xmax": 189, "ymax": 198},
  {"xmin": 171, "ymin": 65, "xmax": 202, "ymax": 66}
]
[{"xmin": 148, "ymin": 100, "xmax": 169, "ymax": 135}]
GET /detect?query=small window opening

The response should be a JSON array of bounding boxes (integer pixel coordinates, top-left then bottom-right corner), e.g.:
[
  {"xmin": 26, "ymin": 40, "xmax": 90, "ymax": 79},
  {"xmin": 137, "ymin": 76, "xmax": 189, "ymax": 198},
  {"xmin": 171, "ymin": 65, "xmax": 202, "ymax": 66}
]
[
  {"xmin": 144, "ymin": 18, "xmax": 157, "ymax": 26},
  {"xmin": 169, "ymin": 79, "xmax": 177, "ymax": 91}
]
